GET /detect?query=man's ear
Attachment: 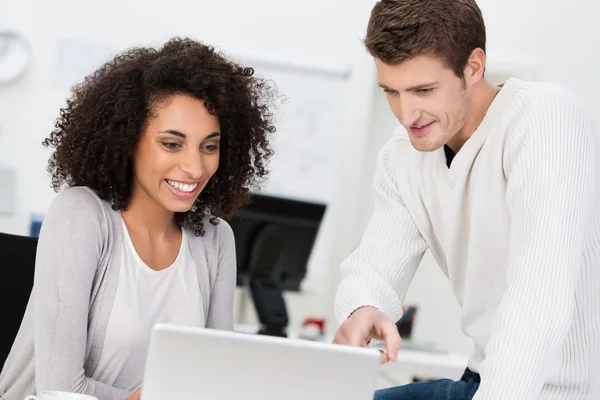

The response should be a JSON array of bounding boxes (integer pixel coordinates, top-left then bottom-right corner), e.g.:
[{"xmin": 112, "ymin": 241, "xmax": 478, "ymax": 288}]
[{"xmin": 464, "ymin": 48, "xmax": 486, "ymax": 86}]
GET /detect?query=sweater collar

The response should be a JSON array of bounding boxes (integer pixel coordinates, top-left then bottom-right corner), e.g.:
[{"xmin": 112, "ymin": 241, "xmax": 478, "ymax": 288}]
[{"xmin": 435, "ymin": 77, "xmax": 520, "ymax": 186}]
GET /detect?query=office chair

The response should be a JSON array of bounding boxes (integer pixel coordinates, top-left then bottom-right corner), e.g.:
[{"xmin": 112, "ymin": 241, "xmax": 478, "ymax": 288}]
[{"xmin": 0, "ymin": 232, "xmax": 38, "ymax": 371}]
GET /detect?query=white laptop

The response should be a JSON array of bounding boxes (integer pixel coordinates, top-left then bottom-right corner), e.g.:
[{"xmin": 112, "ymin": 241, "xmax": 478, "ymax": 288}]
[{"xmin": 141, "ymin": 323, "xmax": 382, "ymax": 400}]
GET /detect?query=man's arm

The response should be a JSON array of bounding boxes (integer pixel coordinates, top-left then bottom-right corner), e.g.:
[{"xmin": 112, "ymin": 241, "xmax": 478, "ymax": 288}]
[
  {"xmin": 335, "ymin": 139, "xmax": 428, "ymax": 325},
  {"xmin": 34, "ymin": 188, "xmax": 131, "ymax": 400},
  {"xmin": 473, "ymin": 87, "xmax": 597, "ymax": 399}
]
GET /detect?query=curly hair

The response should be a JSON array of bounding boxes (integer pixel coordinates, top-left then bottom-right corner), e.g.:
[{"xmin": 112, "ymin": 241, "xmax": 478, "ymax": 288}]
[{"xmin": 42, "ymin": 37, "xmax": 277, "ymax": 236}]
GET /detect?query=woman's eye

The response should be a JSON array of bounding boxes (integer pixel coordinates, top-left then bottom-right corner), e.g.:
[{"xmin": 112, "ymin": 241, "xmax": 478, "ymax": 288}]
[
  {"xmin": 163, "ymin": 142, "xmax": 181, "ymax": 150},
  {"xmin": 204, "ymin": 145, "xmax": 219, "ymax": 152}
]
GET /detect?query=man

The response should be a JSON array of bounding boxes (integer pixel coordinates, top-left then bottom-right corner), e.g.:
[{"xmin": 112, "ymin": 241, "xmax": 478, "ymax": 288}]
[{"xmin": 333, "ymin": 0, "xmax": 600, "ymax": 399}]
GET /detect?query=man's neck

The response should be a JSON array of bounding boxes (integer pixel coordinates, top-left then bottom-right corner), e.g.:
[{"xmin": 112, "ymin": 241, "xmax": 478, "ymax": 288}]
[{"xmin": 447, "ymin": 80, "xmax": 501, "ymax": 153}]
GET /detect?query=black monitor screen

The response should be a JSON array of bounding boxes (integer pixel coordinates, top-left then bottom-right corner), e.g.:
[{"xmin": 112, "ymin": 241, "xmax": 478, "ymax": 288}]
[{"xmin": 228, "ymin": 194, "xmax": 326, "ymax": 292}]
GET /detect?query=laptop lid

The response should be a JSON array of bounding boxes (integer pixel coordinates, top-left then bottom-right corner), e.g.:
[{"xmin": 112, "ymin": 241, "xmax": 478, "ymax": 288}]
[{"xmin": 141, "ymin": 323, "xmax": 381, "ymax": 400}]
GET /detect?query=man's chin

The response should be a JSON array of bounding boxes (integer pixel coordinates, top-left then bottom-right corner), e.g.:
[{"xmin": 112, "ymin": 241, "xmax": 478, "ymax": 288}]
[{"xmin": 410, "ymin": 138, "xmax": 443, "ymax": 152}]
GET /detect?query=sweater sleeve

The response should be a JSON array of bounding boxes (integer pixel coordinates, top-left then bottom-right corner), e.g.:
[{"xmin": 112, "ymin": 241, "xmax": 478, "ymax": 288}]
[
  {"xmin": 206, "ymin": 219, "xmax": 237, "ymax": 330},
  {"xmin": 334, "ymin": 139, "xmax": 428, "ymax": 325},
  {"xmin": 34, "ymin": 188, "xmax": 130, "ymax": 400},
  {"xmin": 473, "ymin": 87, "xmax": 597, "ymax": 399}
]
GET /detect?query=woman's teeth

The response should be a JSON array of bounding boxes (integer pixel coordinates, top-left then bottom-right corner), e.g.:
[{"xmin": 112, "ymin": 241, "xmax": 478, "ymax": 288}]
[{"xmin": 166, "ymin": 180, "xmax": 198, "ymax": 193}]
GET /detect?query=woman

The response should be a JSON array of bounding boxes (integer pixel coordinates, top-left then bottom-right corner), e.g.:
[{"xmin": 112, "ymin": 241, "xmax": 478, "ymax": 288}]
[{"xmin": 0, "ymin": 37, "xmax": 276, "ymax": 400}]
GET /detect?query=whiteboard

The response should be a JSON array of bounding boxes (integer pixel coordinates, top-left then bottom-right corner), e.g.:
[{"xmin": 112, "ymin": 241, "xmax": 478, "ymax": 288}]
[{"xmin": 229, "ymin": 51, "xmax": 351, "ymax": 205}]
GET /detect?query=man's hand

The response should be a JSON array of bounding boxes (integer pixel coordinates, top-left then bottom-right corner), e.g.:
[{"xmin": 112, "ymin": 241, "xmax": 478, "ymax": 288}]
[
  {"xmin": 332, "ymin": 306, "xmax": 401, "ymax": 364},
  {"xmin": 117, "ymin": 386, "xmax": 142, "ymax": 400}
]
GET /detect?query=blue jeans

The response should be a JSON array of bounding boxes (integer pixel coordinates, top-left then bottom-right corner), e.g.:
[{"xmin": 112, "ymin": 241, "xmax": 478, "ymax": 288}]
[{"xmin": 374, "ymin": 368, "xmax": 480, "ymax": 400}]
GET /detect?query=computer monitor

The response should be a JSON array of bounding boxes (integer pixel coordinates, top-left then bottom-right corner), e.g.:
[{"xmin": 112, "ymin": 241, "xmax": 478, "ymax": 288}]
[{"xmin": 228, "ymin": 193, "xmax": 326, "ymax": 338}]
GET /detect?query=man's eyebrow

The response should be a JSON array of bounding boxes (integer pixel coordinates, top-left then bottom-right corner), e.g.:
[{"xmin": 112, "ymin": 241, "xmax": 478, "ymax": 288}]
[
  {"xmin": 377, "ymin": 81, "xmax": 440, "ymax": 92},
  {"xmin": 378, "ymin": 83, "xmax": 396, "ymax": 91},
  {"xmin": 405, "ymin": 81, "xmax": 439, "ymax": 91}
]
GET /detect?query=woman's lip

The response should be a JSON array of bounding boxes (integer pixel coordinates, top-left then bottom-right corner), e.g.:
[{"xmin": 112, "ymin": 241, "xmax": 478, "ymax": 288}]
[
  {"xmin": 165, "ymin": 179, "xmax": 200, "ymax": 185},
  {"xmin": 164, "ymin": 180, "xmax": 200, "ymax": 199}
]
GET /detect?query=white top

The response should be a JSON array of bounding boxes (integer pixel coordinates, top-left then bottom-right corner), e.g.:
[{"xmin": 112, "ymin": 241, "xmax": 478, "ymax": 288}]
[
  {"xmin": 91, "ymin": 219, "xmax": 204, "ymax": 391},
  {"xmin": 335, "ymin": 78, "xmax": 600, "ymax": 399}
]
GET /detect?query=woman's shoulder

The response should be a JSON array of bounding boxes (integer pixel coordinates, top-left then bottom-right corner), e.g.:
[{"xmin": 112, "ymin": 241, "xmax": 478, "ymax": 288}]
[
  {"xmin": 185, "ymin": 217, "xmax": 235, "ymax": 275},
  {"xmin": 48, "ymin": 186, "xmax": 111, "ymax": 217},
  {"xmin": 186, "ymin": 217, "xmax": 235, "ymax": 248},
  {"xmin": 42, "ymin": 187, "xmax": 118, "ymax": 239}
]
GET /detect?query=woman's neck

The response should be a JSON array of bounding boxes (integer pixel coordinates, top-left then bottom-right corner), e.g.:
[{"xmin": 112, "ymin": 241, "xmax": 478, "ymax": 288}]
[{"xmin": 121, "ymin": 184, "xmax": 179, "ymax": 239}]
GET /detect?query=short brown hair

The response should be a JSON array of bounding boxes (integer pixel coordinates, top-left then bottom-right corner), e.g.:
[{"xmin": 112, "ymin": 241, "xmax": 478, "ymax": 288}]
[{"xmin": 365, "ymin": 0, "xmax": 486, "ymax": 78}]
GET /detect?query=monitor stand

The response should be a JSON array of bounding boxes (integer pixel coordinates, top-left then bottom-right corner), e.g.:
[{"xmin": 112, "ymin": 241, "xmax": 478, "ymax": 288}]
[{"xmin": 249, "ymin": 276, "xmax": 289, "ymax": 338}]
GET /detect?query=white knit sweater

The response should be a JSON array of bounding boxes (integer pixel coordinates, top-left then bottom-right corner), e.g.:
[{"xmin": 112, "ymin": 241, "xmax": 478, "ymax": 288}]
[{"xmin": 335, "ymin": 78, "xmax": 600, "ymax": 399}]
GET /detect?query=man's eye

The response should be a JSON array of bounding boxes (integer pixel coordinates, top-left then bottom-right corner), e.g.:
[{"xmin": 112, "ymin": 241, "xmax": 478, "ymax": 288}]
[{"xmin": 417, "ymin": 88, "xmax": 434, "ymax": 94}]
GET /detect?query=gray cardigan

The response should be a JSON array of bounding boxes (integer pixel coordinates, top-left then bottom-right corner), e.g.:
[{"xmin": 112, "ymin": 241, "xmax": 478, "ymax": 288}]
[{"xmin": 0, "ymin": 187, "xmax": 236, "ymax": 400}]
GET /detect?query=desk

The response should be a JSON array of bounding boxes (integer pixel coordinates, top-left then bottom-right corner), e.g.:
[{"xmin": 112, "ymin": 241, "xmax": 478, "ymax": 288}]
[
  {"xmin": 381, "ymin": 346, "xmax": 467, "ymax": 383},
  {"xmin": 234, "ymin": 324, "xmax": 468, "ymax": 387}
]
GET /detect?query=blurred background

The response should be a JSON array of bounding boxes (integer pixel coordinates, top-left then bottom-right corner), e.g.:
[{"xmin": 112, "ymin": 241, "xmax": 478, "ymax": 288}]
[{"xmin": 1, "ymin": 0, "xmax": 599, "ymax": 387}]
